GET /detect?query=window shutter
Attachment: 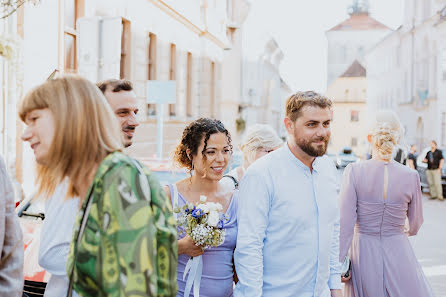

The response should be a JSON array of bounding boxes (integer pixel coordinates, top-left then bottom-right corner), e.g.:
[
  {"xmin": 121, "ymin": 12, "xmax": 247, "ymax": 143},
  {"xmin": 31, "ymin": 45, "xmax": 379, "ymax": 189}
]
[{"xmin": 77, "ymin": 16, "xmax": 122, "ymax": 82}]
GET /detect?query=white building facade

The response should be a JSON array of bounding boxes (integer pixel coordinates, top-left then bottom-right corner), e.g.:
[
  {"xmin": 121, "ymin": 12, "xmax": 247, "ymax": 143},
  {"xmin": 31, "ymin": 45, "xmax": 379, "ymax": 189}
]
[
  {"xmin": 2, "ymin": 0, "xmax": 251, "ymax": 198},
  {"xmin": 240, "ymin": 38, "xmax": 289, "ymax": 139},
  {"xmin": 326, "ymin": 1, "xmax": 391, "ymax": 86},
  {"xmin": 366, "ymin": 0, "xmax": 446, "ymax": 150}
]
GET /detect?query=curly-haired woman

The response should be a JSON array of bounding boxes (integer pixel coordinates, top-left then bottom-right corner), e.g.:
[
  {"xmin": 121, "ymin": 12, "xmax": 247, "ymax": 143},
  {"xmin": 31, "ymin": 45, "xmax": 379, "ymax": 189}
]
[
  {"xmin": 339, "ymin": 110, "xmax": 434, "ymax": 297},
  {"xmin": 164, "ymin": 118, "xmax": 237, "ymax": 297}
]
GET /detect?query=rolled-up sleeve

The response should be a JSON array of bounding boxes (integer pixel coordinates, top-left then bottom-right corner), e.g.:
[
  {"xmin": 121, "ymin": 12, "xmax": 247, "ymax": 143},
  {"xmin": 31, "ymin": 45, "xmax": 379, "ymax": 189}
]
[
  {"xmin": 0, "ymin": 156, "xmax": 23, "ymax": 297},
  {"xmin": 234, "ymin": 170, "xmax": 271, "ymax": 297}
]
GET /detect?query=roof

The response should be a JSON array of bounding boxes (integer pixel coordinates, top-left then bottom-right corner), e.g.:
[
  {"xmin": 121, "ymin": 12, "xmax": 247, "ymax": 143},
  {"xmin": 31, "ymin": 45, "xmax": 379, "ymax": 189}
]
[
  {"xmin": 328, "ymin": 13, "xmax": 390, "ymax": 31},
  {"xmin": 340, "ymin": 60, "xmax": 366, "ymax": 77}
]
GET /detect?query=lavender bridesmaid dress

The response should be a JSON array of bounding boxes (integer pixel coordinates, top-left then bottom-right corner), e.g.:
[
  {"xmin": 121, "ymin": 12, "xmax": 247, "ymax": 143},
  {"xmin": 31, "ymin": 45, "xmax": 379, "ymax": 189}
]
[
  {"xmin": 339, "ymin": 160, "xmax": 435, "ymax": 297},
  {"xmin": 168, "ymin": 184, "xmax": 237, "ymax": 297}
]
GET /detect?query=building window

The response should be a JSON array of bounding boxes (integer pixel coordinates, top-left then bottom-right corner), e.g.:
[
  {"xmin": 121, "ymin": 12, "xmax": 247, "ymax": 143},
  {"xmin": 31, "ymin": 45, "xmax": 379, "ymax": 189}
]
[
  {"xmin": 344, "ymin": 89, "xmax": 349, "ymax": 101},
  {"xmin": 351, "ymin": 110, "xmax": 359, "ymax": 122},
  {"xmin": 186, "ymin": 52, "xmax": 193, "ymax": 117},
  {"xmin": 210, "ymin": 61, "xmax": 215, "ymax": 117},
  {"xmin": 351, "ymin": 137, "xmax": 358, "ymax": 147},
  {"xmin": 147, "ymin": 33, "xmax": 157, "ymax": 116},
  {"xmin": 64, "ymin": 0, "xmax": 83, "ymax": 73},
  {"xmin": 120, "ymin": 18, "xmax": 131, "ymax": 79},
  {"xmin": 169, "ymin": 43, "xmax": 176, "ymax": 117}
]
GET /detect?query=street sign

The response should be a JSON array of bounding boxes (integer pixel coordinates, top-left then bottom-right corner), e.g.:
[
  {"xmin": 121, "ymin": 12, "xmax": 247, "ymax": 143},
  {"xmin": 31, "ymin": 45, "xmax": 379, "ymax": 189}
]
[
  {"xmin": 146, "ymin": 80, "xmax": 176, "ymax": 104},
  {"xmin": 146, "ymin": 80, "xmax": 176, "ymax": 160}
]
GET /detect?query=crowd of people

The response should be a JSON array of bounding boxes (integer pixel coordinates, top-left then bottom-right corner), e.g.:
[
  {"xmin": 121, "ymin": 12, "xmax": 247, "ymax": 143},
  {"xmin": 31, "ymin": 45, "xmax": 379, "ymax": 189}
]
[{"xmin": 0, "ymin": 74, "xmax": 437, "ymax": 297}]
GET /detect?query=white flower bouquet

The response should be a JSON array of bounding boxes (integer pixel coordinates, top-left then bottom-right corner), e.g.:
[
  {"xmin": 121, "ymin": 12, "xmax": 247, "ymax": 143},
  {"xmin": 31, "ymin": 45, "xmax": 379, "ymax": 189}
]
[
  {"xmin": 174, "ymin": 195, "xmax": 227, "ymax": 297},
  {"xmin": 174, "ymin": 195, "xmax": 227, "ymax": 249}
]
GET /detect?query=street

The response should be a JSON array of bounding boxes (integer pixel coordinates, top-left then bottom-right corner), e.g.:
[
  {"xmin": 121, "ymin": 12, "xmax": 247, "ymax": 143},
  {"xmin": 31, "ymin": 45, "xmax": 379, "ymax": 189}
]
[
  {"xmin": 337, "ymin": 168, "xmax": 446, "ymax": 296},
  {"xmin": 410, "ymin": 196, "xmax": 446, "ymax": 297}
]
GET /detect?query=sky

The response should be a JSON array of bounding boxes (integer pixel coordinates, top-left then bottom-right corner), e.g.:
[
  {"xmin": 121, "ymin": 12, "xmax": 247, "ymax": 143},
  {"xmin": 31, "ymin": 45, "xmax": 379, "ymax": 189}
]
[{"xmin": 243, "ymin": 0, "xmax": 404, "ymax": 93}]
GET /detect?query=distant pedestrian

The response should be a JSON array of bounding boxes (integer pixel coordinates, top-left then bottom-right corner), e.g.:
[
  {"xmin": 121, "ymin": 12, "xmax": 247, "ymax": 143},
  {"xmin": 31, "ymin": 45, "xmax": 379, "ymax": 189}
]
[
  {"xmin": 19, "ymin": 75, "xmax": 178, "ymax": 297},
  {"xmin": 393, "ymin": 145, "xmax": 407, "ymax": 165},
  {"xmin": 339, "ymin": 110, "xmax": 434, "ymax": 297},
  {"xmin": 408, "ymin": 144, "xmax": 418, "ymax": 170},
  {"xmin": 0, "ymin": 155, "xmax": 23, "ymax": 297},
  {"xmin": 423, "ymin": 140, "xmax": 444, "ymax": 201},
  {"xmin": 220, "ymin": 123, "xmax": 283, "ymax": 190}
]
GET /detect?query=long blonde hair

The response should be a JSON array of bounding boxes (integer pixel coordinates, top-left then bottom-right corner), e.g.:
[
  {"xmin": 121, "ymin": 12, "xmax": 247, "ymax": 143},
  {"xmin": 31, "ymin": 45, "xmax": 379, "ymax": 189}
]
[
  {"xmin": 370, "ymin": 110, "xmax": 403, "ymax": 162},
  {"xmin": 19, "ymin": 75, "xmax": 123, "ymax": 197}
]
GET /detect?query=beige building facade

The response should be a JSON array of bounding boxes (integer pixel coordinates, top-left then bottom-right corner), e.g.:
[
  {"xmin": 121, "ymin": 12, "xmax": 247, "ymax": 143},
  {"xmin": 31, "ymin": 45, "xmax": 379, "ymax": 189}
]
[
  {"xmin": 0, "ymin": 0, "xmax": 251, "ymax": 197},
  {"xmin": 326, "ymin": 60, "xmax": 368, "ymax": 158}
]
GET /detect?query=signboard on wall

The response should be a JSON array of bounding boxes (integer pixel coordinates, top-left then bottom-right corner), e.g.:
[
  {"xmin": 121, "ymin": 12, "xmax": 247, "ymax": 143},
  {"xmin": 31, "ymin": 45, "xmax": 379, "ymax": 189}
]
[{"xmin": 146, "ymin": 80, "xmax": 176, "ymax": 104}]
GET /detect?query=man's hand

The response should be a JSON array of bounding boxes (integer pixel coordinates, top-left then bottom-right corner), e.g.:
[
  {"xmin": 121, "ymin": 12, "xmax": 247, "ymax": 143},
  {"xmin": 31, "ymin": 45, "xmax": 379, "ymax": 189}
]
[{"xmin": 330, "ymin": 289, "xmax": 343, "ymax": 297}]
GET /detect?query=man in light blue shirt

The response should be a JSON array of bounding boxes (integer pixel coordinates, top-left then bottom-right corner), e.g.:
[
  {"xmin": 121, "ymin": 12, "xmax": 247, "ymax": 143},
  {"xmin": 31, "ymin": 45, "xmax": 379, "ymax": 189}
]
[{"xmin": 234, "ymin": 91, "xmax": 342, "ymax": 297}]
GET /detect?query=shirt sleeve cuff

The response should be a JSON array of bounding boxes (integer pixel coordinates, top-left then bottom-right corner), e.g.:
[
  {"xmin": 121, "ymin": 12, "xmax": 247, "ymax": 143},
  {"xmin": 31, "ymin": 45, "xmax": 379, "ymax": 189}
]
[{"xmin": 328, "ymin": 273, "xmax": 342, "ymax": 290}]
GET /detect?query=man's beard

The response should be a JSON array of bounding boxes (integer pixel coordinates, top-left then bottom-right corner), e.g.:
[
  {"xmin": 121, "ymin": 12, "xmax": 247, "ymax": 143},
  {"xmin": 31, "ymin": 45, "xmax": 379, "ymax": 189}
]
[
  {"xmin": 123, "ymin": 126, "xmax": 135, "ymax": 147},
  {"xmin": 296, "ymin": 136, "xmax": 329, "ymax": 157}
]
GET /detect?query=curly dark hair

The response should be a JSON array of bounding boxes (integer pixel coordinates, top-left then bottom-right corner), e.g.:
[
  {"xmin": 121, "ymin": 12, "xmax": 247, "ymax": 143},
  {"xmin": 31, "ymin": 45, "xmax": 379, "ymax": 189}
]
[{"xmin": 174, "ymin": 118, "xmax": 232, "ymax": 171}]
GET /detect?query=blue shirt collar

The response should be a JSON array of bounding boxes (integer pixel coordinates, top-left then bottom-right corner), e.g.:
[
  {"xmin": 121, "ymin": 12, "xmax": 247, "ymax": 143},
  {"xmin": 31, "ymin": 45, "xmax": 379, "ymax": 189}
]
[{"xmin": 284, "ymin": 142, "xmax": 322, "ymax": 173}]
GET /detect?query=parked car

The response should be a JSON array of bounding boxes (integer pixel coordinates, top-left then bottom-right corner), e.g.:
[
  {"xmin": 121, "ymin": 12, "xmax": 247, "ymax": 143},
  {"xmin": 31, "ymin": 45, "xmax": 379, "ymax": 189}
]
[
  {"xmin": 336, "ymin": 147, "xmax": 359, "ymax": 168},
  {"xmin": 16, "ymin": 195, "xmax": 49, "ymax": 297},
  {"xmin": 416, "ymin": 147, "xmax": 446, "ymax": 197}
]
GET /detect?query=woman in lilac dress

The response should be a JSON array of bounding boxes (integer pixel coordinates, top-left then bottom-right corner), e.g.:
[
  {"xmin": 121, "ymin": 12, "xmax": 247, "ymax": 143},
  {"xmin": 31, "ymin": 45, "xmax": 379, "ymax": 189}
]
[
  {"xmin": 164, "ymin": 118, "xmax": 237, "ymax": 297},
  {"xmin": 339, "ymin": 110, "xmax": 434, "ymax": 297}
]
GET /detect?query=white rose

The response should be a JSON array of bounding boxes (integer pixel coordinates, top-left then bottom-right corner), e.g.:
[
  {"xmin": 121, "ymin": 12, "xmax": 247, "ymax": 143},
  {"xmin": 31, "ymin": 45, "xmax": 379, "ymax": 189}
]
[
  {"xmin": 215, "ymin": 203, "xmax": 223, "ymax": 212},
  {"xmin": 207, "ymin": 202, "xmax": 218, "ymax": 212},
  {"xmin": 200, "ymin": 195, "xmax": 207, "ymax": 203},
  {"xmin": 196, "ymin": 204, "xmax": 209, "ymax": 214},
  {"xmin": 207, "ymin": 210, "xmax": 220, "ymax": 227}
]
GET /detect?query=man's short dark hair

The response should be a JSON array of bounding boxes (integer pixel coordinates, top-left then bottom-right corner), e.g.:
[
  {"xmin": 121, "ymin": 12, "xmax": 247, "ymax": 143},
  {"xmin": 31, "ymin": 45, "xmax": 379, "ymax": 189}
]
[{"xmin": 96, "ymin": 79, "xmax": 133, "ymax": 94}]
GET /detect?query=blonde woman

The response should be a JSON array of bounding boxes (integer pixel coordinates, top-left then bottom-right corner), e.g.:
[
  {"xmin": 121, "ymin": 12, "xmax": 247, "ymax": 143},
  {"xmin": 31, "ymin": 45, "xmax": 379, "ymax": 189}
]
[
  {"xmin": 19, "ymin": 75, "xmax": 177, "ymax": 297},
  {"xmin": 221, "ymin": 124, "xmax": 282, "ymax": 189},
  {"xmin": 339, "ymin": 110, "xmax": 434, "ymax": 297}
]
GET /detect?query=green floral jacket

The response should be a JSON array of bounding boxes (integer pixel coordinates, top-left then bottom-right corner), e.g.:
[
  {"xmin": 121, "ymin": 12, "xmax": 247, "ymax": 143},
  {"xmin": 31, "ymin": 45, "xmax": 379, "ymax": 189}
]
[{"xmin": 67, "ymin": 152, "xmax": 178, "ymax": 297}]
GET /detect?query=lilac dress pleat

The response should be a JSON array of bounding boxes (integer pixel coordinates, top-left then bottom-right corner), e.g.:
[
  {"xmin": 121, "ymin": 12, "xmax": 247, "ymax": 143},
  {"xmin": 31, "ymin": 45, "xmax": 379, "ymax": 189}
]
[
  {"xmin": 339, "ymin": 160, "xmax": 435, "ymax": 297},
  {"xmin": 168, "ymin": 184, "xmax": 237, "ymax": 297}
]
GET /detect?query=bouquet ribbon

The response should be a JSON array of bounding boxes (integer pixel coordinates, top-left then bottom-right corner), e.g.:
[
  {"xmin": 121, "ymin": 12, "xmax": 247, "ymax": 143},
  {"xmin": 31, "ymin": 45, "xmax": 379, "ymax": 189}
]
[{"xmin": 183, "ymin": 255, "xmax": 203, "ymax": 297}]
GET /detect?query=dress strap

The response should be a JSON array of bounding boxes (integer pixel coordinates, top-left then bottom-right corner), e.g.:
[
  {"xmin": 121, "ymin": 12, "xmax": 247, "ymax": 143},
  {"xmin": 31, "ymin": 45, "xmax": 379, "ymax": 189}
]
[{"xmin": 171, "ymin": 184, "xmax": 179, "ymax": 220}]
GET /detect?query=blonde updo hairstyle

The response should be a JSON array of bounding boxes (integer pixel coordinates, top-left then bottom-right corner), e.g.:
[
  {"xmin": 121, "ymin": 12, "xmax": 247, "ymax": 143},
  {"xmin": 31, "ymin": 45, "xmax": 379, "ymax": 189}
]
[
  {"xmin": 369, "ymin": 110, "xmax": 403, "ymax": 162},
  {"xmin": 240, "ymin": 124, "xmax": 283, "ymax": 167}
]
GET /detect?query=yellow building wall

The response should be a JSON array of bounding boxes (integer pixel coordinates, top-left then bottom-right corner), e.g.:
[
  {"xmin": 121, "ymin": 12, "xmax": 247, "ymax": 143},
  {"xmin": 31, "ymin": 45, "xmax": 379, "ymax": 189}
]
[{"xmin": 326, "ymin": 76, "xmax": 369, "ymax": 158}]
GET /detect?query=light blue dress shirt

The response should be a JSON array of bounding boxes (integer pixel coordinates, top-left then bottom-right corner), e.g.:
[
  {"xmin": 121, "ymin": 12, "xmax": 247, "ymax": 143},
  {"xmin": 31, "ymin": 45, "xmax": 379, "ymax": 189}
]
[{"xmin": 234, "ymin": 144, "xmax": 342, "ymax": 297}]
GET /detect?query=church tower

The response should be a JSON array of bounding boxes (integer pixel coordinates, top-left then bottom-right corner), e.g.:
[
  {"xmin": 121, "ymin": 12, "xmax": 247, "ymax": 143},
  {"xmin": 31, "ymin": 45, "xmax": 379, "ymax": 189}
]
[{"xmin": 326, "ymin": 0, "xmax": 391, "ymax": 86}]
